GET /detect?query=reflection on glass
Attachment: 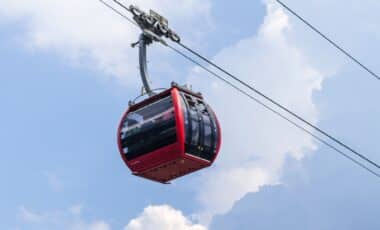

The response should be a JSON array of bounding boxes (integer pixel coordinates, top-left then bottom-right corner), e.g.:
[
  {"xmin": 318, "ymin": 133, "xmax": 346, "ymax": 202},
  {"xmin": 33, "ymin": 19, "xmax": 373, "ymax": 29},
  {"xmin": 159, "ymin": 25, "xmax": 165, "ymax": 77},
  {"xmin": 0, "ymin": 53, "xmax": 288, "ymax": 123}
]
[{"xmin": 121, "ymin": 96, "xmax": 177, "ymax": 160}]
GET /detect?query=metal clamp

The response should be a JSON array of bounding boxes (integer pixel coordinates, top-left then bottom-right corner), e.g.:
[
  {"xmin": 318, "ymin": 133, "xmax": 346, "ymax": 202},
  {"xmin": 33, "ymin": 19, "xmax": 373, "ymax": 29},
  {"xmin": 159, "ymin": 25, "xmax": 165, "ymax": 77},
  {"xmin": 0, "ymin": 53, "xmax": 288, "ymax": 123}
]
[
  {"xmin": 129, "ymin": 5, "xmax": 181, "ymax": 97},
  {"xmin": 129, "ymin": 5, "xmax": 181, "ymax": 43}
]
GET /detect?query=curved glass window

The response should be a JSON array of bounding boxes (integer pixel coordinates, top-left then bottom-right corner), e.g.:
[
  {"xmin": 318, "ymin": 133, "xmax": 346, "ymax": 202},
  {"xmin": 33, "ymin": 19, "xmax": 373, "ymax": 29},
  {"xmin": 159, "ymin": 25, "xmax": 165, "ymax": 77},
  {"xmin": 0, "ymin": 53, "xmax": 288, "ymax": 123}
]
[
  {"xmin": 180, "ymin": 93, "xmax": 218, "ymax": 161},
  {"xmin": 120, "ymin": 96, "xmax": 177, "ymax": 160}
]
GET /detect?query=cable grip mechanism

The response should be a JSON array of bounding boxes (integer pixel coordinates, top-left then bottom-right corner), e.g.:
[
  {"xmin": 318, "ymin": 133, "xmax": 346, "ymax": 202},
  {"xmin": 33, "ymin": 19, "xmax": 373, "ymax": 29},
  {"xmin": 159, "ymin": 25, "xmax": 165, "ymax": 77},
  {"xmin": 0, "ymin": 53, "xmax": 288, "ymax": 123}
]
[{"xmin": 129, "ymin": 5, "xmax": 180, "ymax": 97}]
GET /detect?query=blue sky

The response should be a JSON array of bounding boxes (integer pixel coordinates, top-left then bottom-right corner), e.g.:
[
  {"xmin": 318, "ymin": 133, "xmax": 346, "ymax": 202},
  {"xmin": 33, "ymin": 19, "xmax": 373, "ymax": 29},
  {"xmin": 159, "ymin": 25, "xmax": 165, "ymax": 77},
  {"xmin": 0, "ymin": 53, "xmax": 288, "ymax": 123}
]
[{"xmin": 0, "ymin": 0, "xmax": 379, "ymax": 229}]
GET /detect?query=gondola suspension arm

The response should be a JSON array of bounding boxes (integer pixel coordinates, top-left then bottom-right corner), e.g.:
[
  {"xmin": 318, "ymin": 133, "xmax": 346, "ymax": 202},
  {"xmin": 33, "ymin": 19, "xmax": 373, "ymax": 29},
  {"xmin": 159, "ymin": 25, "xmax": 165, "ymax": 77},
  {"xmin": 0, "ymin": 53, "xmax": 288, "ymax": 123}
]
[{"xmin": 128, "ymin": 4, "xmax": 180, "ymax": 97}]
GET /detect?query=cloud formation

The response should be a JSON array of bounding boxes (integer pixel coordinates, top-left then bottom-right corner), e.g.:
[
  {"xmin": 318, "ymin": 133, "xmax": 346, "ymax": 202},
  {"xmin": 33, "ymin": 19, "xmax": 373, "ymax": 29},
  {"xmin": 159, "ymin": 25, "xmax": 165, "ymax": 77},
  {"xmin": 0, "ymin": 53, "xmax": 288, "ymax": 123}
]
[
  {"xmin": 19, "ymin": 204, "xmax": 205, "ymax": 230},
  {"xmin": 18, "ymin": 205, "xmax": 110, "ymax": 230},
  {"xmin": 188, "ymin": 1, "xmax": 325, "ymax": 222},
  {"xmin": 1, "ymin": 0, "xmax": 333, "ymax": 227},
  {"xmin": 44, "ymin": 172, "xmax": 64, "ymax": 192},
  {"xmin": 0, "ymin": 0, "xmax": 211, "ymax": 83},
  {"xmin": 210, "ymin": 149, "xmax": 380, "ymax": 230},
  {"xmin": 125, "ymin": 205, "xmax": 206, "ymax": 230}
]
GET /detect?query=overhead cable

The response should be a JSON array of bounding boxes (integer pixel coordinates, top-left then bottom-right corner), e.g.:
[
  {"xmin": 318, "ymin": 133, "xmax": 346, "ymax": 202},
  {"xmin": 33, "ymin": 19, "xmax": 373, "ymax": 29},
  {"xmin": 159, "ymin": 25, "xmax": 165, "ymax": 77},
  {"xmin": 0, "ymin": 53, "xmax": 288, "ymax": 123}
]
[
  {"xmin": 98, "ymin": 0, "xmax": 380, "ymax": 178},
  {"xmin": 167, "ymin": 43, "xmax": 380, "ymax": 179},
  {"xmin": 177, "ymin": 42, "xmax": 380, "ymax": 170},
  {"xmin": 275, "ymin": 0, "xmax": 380, "ymax": 81}
]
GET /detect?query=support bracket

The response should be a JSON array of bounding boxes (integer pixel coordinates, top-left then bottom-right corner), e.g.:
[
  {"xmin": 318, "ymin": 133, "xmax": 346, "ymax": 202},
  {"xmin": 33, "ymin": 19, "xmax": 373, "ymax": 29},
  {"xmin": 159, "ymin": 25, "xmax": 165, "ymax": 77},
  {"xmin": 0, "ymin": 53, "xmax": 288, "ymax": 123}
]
[{"xmin": 128, "ymin": 5, "xmax": 180, "ymax": 96}]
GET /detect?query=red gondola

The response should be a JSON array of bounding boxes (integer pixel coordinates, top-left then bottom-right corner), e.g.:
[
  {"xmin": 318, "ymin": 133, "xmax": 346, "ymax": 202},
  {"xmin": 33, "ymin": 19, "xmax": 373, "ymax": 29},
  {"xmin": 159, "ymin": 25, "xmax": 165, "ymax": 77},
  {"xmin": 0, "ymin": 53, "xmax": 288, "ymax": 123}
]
[
  {"xmin": 117, "ymin": 84, "xmax": 221, "ymax": 183},
  {"xmin": 116, "ymin": 6, "xmax": 222, "ymax": 183}
]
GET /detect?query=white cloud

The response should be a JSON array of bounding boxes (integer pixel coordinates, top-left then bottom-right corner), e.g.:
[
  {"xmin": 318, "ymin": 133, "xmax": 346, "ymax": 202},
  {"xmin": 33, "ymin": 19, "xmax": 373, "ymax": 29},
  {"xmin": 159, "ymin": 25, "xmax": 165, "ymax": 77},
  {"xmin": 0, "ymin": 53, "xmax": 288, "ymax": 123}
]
[
  {"xmin": 125, "ymin": 205, "xmax": 207, "ymax": 230},
  {"xmin": 18, "ymin": 205, "xmax": 110, "ymax": 230},
  {"xmin": 71, "ymin": 220, "xmax": 110, "ymax": 230},
  {"xmin": 19, "ymin": 205, "xmax": 205, "ymax": 230},
  {"xmin": 0, "ymin": 0, "xmax": 211, "ymax": 83},
  {"xmin": 20, "ymin": 206, "xmax": 44, "ymax": 223},
  {"xmin": 69, "ymin": 204, "xmax": 83, "ymax": 216},
  {"xmin": 2, "ymin": 0, "xmax": 352, "ymax": 227},
  {"xmin": 187, "ymin": 2, "xmax": 326, "ymax": 223},
  {"xmin": 44, "ymin": 172, "xmax": 64, "ymax": 192}
]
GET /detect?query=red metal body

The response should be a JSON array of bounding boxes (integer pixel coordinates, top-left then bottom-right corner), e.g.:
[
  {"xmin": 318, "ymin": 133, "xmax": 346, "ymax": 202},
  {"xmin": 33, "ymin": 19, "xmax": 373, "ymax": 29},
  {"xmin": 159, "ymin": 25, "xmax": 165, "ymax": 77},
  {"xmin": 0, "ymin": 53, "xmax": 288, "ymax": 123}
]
[{"xmin": 117, "ymin": 86, "xmax": 221, "ymax": 183}]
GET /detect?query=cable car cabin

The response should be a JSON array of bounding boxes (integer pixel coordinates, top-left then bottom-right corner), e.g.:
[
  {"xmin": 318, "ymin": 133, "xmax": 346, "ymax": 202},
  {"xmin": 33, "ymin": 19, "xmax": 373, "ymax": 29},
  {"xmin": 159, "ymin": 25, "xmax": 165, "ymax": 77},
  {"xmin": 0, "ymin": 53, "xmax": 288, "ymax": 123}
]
[{"xmin": 117, "ymin": 85, "xmax": 221, "ymax": 183}]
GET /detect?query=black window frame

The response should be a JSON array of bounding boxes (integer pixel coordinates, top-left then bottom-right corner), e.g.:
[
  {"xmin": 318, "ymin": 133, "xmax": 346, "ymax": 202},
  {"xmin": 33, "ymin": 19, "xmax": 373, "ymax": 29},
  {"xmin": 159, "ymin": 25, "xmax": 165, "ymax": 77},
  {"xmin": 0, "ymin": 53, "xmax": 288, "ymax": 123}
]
[
  {"xmin": 120, "ymin": 95, "xmax": 178, "ymax": 160},
  {"xmin": 180, "ymin": 92, "xmax": 218, "ymax": 161}
]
